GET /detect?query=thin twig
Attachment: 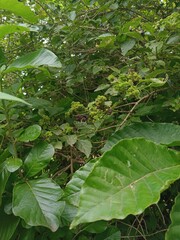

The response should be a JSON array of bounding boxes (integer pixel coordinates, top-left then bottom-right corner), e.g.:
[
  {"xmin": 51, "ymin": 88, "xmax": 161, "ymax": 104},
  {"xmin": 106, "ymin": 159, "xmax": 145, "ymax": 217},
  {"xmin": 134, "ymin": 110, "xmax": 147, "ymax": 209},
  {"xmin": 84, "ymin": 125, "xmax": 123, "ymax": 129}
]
[
  {"xmin": 117, "ymin": 93, "xmax": 153, "ymax": 130},
  {"xmin": 35, "ymin": 0, "xmax": 54, "ymax": 23},
  {"xmin": 120, "ymin": 220, "xmax": 147, "ymax": 240},
  {"xmin": 121, "ymin": 228, "xmax": 167, "ymax": 239},
  {"xmin": 52, "ymin": 164, "xmax": 71, "ymax": 179},
  {"xmin": 70, "ymin": 147, "xmax": 74, "ymax": 174},
  {"xmin": 156, "ymin": 203, "xmax": 166, "ymax": 226}
]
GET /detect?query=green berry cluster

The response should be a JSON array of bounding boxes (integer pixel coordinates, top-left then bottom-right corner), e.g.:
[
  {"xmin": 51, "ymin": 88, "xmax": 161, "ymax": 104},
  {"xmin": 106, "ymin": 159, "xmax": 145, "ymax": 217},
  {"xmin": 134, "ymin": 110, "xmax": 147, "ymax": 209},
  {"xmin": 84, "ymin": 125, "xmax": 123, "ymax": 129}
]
[
  {"xmin": 60, "ymin": 123, "xmax": 74, "ymax": 134},
  {"xmin": 38, "ymin": 109, "xmax": 51, "ymax": 127},
  {"xmin": 88, "ymin": 95, "xmax": 112, "ymax": 122},
  {"xmin": 111, "ymin": 72, "xmax": 141, "ymax": 100},
  {"xmin": 66, "ymin": 101, "xmax": 86, "ymax": 117},
  {"xmin": 155, "ymin": 12, "xmax": 180, "ymax": 30},
  {"xmin": 67, "ymin": 96, "xmax": 112, "ymax": 122}
]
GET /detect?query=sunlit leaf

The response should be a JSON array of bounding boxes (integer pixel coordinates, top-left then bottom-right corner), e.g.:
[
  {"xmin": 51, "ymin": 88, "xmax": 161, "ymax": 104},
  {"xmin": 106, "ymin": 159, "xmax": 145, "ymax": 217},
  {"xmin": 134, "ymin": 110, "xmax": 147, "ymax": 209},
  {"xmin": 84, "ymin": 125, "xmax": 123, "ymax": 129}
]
[
  {"xmin": 0, "ymin": 92, "xmax": 31, "ymax": 106},
  {"xmin": 0, "ymin": 0, "xmax": 37, "ymax": 23},
  {"xmin": 0, "ymin": 24, "xmax": 30, "ymax": 39},
  {"xmin": 18, "ymin": 124, "xmax": 41, "ymax": 142},
  {"xmin": 5, "ymin": 157, "xmax": 22, "ymax": 172},
  {"xmin": 5, "ymin": 49, "xmax": 62, "ymax": 73}
]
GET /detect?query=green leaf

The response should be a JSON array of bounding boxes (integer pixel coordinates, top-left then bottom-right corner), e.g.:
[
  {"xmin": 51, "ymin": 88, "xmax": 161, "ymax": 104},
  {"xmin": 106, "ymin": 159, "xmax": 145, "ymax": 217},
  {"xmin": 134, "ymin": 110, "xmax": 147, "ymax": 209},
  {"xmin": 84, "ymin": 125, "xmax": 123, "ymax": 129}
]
[
  {"xmin": 12, "ymin": 178, "xmax": 65, "ymax": 232},
  {"xmin": 64, "ymin": 159, "xmax": 96, "ymax": 207},
  {"xmin": 18, "ymin": 124, "xmax": 41, "ymax": 142},
  {"xmin": 102, "ymin": 122, "xmax": 180, "ymax": 152},
  {"xmin": 18, "ymin": 228, "xmax": 35, "ymax": 240},
  {"xmin": 95, "ymin": 84, "xmax": 110, "ymax": 92},
  {"xmin": 0, "ymin": 24, "xmax": 30, "ymax": 39},
  {"xmin": 0, "ymin": 209, "xmax": 20, "ymax": 240},
  {"xmin": 69, "ymin": 11, "xmax": 76, "ymax": 21},
  {"xmin": 24, "ymin": 142, "xmax": 54, "ymax": 177},
  {"xmin": 98, "ymin": 34, "xmax": 116, "ymax": 48},
  {"xmin": 94, "ymin": 226, "xmax": 121, "ymax": 240},
  {"xmin": 0, "ymin": 163, "xmax": 10, "ymax": 206},
  {"xmin": 146, "ymin": 41, "xmax": 163, "ymax": 54},
  {"xmin": 0, "ymin": 0, "xmax": 37, "ymax": 23},
  {"xmin": 165, "ymin": 193, "xmax": 180, "ymax": 240},
  {"xmin": 27, "ymin": 97, "xmax": 52, "ymax": 108},
  {"xmin": 84, "ymin": 221, "xmax": 107, "ymax": 233},
  {"xmin": 146, "ymin": 77, "xmax": 166, "ymax": 87},
  {"xmin": 54, "ymin": 141, "xmax": 63, "ymax": 150},
  {"xmin": 62, "ymin": 160, "xmax": 96, "ymax": 225},
  {"xmin": 65, "ymin": 135, "xmax": 77, "ymax": 146},
  {"xmin": 167, "ymin": 35, "xmax": 180, "ymax": 44},
  {"xmin": 5, "ymin": 48, "xmax": 62, "ymax": 73},
  {"xmin": 121, "ymin": 39, "xmax": 136, "ymax": 55},
  {"xmin": 123, "ymin": 17, "xmax": 142, "ymax": 32},
  {"xmin": 5, "ymin": 157, "xmax": 22, "ymax": 172},
  {"xmin": 60, "ymin": 203, "xmax": 78, "ymax": 226},
  {"xmin": 0, "ymin": 92, "xmax": 31, "ymax": 106},
  {"xmin": 98, "ymin": 33, "xmax": 115, "ymax": 38},
  {"xmin": 71, "ymin": 138, "xmax": 180, "ymax": 228},
  {"xmin": 76, "ymin": 139, "xmax": 92, "ymax": 158}
]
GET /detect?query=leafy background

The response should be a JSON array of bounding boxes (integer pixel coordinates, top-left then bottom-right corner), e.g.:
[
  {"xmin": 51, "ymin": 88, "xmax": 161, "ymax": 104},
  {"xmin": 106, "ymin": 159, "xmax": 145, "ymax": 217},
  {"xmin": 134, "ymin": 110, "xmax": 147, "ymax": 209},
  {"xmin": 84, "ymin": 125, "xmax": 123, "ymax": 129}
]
[{"xmin": 0, "ymin": 0, "xmax": 179, "ymax": 239}]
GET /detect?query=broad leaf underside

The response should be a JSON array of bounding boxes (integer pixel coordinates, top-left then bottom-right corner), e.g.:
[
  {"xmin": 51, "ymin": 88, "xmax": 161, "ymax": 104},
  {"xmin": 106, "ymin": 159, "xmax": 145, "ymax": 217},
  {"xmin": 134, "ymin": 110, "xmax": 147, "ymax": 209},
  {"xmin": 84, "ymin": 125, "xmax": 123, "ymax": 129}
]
[
  {"xmin": 102, "ymin": 122, "xmax": 180, "ymax": 152},
  {"xmin": 13, "ymin": 178, "xmax": 64, "ymax": 232},
  {"xmin": 71, "ymin": 138, "xmax": 180, "ymax": 228}
]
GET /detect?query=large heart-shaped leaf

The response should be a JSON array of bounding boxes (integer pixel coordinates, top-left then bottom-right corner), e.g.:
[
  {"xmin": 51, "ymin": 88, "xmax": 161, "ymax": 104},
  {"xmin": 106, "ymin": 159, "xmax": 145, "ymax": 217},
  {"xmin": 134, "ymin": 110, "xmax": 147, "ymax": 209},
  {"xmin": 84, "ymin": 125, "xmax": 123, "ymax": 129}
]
[
  {"xmin": 0, "ymin": 209, "xmax": 20, "ymax": 240},
  {"xmin": 0, "ymin": 25, "xmax": 30, "ymax": 39},
  {"xmin": 5, "ymin": 48, "xmax": 62, "ymax": 73},
  {"xmin": 0, "ymin": 0, "xmax": 37, "ymax": 23},
  {"xmin": 102, "ymin": 122, "xmax": 180, "ymax": 152},
  {"xmin": 62, "ymin": 159, "xmax": 97, "ymax": 225},
  {"xmin": 24, "ymin": 142, "xmax": 54, "ymax": 177},
  {"xmin": 0, "ymin": 92, "xmax": 30, "ymax": 106},
  {"xmin": 71, "ymin": 138, "xmax": 180, "ymax": 228},
  {"xmin": 165, "ymin": 193, "xmax": 180, "ymax": 240},
  {"xmin": 12, "ymin": 178, "xmax": 65, "ymax": 232}
]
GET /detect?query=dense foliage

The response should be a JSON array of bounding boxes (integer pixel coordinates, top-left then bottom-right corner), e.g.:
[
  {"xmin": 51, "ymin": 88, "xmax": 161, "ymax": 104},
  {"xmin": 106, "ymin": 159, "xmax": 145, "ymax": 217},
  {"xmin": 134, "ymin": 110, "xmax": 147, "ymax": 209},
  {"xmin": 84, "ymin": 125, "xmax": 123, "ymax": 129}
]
[{"xmin": 0, "ymin": 0, "xmax": 179, "ymax": 239}]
